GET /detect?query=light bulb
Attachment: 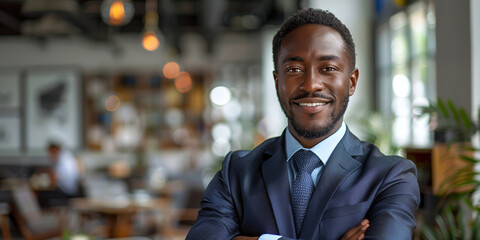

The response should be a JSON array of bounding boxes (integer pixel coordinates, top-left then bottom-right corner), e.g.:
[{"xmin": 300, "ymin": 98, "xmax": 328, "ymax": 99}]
[
  {"xmin": 109, "ymin": 1, "xmax": 125, "ymax": 24},
  {"xmin": 142, "ymin": 31, "xmax": 160, "ymax": 51},
  {"xmin": 101, "ymin": 0, "xmax": 134, "ymax": 26}
]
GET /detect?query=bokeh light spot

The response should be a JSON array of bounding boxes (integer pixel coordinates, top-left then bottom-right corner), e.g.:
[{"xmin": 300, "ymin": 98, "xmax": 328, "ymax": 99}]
[
  {"xmin": 210, "ymin": 86, "xmax": 231, "ymax": 106},
  {"xmin": 175, "ymin": 72, "xmax": 192, "ymax": 93},
  {"xmin": 163, "ymin": 62, "xmax": 181, "ymax": 79},
  {"xmin": 105, "ymin": 95, "xmax": 121, "ymax": 111},
  {"xmin": 142, "ymin": 31, "xmax": 159, "ymax": 51}
]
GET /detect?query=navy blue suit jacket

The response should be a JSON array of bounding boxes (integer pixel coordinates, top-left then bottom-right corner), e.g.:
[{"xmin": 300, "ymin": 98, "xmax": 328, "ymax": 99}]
[{"xmin": 187, "ymin": 129, "xmax": 420, "ymax": 239}]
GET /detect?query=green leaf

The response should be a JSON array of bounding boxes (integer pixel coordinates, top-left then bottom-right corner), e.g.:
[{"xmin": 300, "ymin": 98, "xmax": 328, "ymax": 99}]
[
  {"xmin": 456, "ymin": 205, "xmax": 466, "ymax": 240},
  {"xmin": 436, "ymin": 214, "xmax": 449, "ymax": 239},
  {"xmin": 463, "ymin": 146, "xmax": 480, "ymax": 152},
  {"xmin": 473, "ymin": 106, "xmax": 480, "ymax": 132},
  {"xmin": 445, "ymin": 206, "xmax": 457, "ymax": 239},
  {"xmin": 459, "ymin": 108, "xmax": 472, "ymax": 131},
  {"xmin": 463, "ymin": 196, "xmax": 474, "ymax": 207},
  {"xmin": 477, "ymin": 106, "xmax": 480, "ymax": 125},
  {"xmin": 459, "ymin": 155, "xmax": 480, "ymax": 164},
  {"xmin": 421, "ymin": 225, "xmax": 438, "ymax": 240},
  {"xmin": 437, "ymin": 98, "xmax": 450, "ymax": 118},
  {"xmin": 473, "ymin": 210, "xmax": 480, "ymax": 239},
  {"xmin": 447, "ymin": 99, "xmax": 461, "ymax": 124}
]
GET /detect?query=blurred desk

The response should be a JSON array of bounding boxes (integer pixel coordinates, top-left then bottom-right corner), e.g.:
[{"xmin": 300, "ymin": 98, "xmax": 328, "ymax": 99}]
[
  {"xmin": 0, "ymin": 202, "xmax": 11, "ymax": 240},
  {"xmin": 70, "ymin": 197, "xmax": 168, "ymax": 238}
]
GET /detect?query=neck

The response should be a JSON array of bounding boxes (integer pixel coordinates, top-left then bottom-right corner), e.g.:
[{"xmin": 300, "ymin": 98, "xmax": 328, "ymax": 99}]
[{"xmin": 288, "ymin": 120, "xmax": 343, "ymax": 148}]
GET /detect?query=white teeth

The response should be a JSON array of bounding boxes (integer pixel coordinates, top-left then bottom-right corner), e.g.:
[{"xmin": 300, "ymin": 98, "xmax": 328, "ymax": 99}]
[{"xmin": 299, "ymin": 102, "xmax": 326, "ymax": 107}]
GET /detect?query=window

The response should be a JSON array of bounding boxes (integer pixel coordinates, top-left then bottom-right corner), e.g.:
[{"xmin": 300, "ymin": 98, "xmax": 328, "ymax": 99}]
[{"xmin": 376, "ymin": 0, "xmax": 436, "ymax": 147}]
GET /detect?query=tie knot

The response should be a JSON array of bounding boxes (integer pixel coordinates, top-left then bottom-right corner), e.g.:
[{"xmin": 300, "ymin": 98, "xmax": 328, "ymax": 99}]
[{"xmin": 292, "ymin": 150, "xmax": 321, "ymax": 174}]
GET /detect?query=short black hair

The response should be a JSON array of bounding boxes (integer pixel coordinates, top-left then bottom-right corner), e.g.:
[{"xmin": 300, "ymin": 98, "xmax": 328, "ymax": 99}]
[
  {"xmin": 47, "ymin": 141, "xmax": 61, "ymax": 150},
  {"xmin": 272, "ymin": 8, "xmax": 356, "ymax": 71}
]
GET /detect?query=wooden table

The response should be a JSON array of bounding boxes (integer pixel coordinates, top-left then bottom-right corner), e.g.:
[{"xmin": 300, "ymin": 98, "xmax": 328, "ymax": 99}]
[
  {"xmin": 70, "ymin": 197, "xmax": 169, "ymax": 238},
  {"xmin": 0, "ymin": 202, "xmax": 11, "ymax": 240}
]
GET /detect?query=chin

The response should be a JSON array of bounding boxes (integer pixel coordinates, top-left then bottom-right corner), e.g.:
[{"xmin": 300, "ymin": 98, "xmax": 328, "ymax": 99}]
[{"xmin": 292, "ymin": 123, "xmax": 334, "ymax": 140}]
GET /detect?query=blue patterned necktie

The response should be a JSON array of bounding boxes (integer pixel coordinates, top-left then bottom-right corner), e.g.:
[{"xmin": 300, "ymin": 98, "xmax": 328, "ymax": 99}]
[{"xmin": 291, "ymin": 149, "xmax": 322, "ymax": 235}]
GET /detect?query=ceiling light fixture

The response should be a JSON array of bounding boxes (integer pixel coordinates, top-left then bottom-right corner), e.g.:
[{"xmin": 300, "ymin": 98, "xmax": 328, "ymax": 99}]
[
  {"xmin": 142, "ymin": 0, "xmax": 162, "ymax": 51},
  {"xmin": 142, "ymin": 29, "xmax": 160, "ymax": 51},
  {"xmin": 101, "ymin": 0, "xmax": 135, "ymax": 26}
]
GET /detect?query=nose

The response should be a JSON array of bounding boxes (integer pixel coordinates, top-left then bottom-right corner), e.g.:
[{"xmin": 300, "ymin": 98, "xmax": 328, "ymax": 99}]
[{"xmin": 299, "ymin": 68, "xmax": 324, "ymax": 92}]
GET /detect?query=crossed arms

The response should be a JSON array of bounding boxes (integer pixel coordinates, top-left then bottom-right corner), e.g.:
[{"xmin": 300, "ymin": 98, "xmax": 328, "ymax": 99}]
[{"xmin": 186, "ymin": 151, "xmax": 420, "ymax": 240}]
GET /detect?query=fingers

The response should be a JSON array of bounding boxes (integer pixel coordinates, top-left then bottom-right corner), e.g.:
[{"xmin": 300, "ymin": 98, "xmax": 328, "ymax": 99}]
[
  {"xmin": 341, "ymin": 219, "xmax": 370, "ymax": 240},
  {"xmin": 232, "ymin": 236, "xmax": 259, "ymax": 240}
]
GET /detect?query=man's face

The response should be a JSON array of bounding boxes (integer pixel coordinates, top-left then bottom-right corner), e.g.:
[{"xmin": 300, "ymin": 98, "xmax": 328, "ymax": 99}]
[
  {"xmin": 48, "ymin": 146, "xmax": 60, "ymax": 162},
  {"xmin": 274, "ymin": 24, "xmax": 358, "ymax": 147}
]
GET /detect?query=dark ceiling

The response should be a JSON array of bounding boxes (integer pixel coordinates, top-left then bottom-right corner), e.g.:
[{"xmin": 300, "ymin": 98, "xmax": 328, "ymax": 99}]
[{"xmin": 0, "ymin": 0, "xmax": 299, "ymax": 51}]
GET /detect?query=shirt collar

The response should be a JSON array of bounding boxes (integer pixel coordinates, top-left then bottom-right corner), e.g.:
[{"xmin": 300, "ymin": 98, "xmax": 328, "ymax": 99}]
[{"xmin": 285, "ymin": 122, "xmax": 347, "ymax": 166}]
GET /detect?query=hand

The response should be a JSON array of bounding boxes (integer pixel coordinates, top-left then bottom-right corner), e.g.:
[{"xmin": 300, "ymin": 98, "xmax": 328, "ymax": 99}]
[
  {"xmin": 340, "ymin": 219, "xmax": 370, "ymax": 240},
  {"xmin": 232, "ymin": 219, "xmax": 369, "ymax": 240},
  {"xmin": 232, "ymin": 237, "xmax": 259, "ymax": 240}
]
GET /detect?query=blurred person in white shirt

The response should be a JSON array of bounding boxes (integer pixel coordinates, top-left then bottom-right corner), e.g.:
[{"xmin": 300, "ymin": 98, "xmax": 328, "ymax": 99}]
[{"xmin": 47, "ymin": 142, "xmax": 81, "ymax": 197}]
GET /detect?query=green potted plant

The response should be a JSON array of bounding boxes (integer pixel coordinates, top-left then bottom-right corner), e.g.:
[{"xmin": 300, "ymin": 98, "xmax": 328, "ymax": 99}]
[
  {"xmin": 418, "ymin": 98, "xmax": 480, "ymax": 195},
  {"xmin": 419, "ymin": 98, "xmax": 478, "ymax": 143},
  {"xmin": 422, "ymin": 197, "xmax": 480, "ymax": 240},
  {"xmin": 417, "ymin": 98, "xmax": 480, "ymax": 239}
]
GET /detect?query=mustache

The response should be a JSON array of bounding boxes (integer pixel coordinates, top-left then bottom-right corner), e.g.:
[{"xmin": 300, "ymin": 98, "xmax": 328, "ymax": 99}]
[{"xmin": 291, "ymin": 92, "xmax": 334, "ymax": 101}]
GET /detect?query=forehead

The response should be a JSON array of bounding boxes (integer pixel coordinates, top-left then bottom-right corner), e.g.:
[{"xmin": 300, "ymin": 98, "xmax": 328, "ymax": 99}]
[{"xmin": 279, "ymin": 24, "xmax": 347, "ymax": 62}]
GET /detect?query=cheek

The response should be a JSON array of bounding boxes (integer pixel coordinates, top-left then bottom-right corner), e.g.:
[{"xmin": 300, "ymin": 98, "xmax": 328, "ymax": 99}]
[
  {"xmin": 330, "ymin": 79, "xmax": 350, "ymax": 96},
  {"xmin": 276, "ymin": 80, "xmax": 288, "ymax": 95},
  {"xmin": 279, "ymin": 79, "xmax": 297, "ymax": 95}
]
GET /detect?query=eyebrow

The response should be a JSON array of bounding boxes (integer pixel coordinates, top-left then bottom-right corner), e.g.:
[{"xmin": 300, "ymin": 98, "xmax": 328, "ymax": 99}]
[
  {"xmin": 281, "ymin": 55, "xmax": 341, "ymax": 64},
  {"xmin": 319, "ymin": 55, "xmax": 341, "ymax": 61},
  {"xmin": 282, "ymin": 56, "xmax": 304, "ymax": 64}
]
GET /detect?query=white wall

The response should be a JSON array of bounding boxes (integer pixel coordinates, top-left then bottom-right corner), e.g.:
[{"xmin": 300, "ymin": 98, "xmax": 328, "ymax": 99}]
[
  {"xmin": 261, "ymin": 27, "xmax": 288, "ymax": 138},
  {"xmin": 471, "ymin": 0, "xmax": 480, "ymax": 205},
  {"xmin": 0, "ymin": 35, "xmax": 171, "ymax": 71},
  {"xmin": 472, "ymin": 0, "xmax": 480, "ymax": 120},
  {"xmin": 0, "ymin": 32, "xmax": 263, "ymax": 71}
]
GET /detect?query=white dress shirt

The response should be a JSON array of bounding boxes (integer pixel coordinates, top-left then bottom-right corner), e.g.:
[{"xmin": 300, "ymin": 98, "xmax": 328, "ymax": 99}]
[{"xmin": 54, "ymin": 150, "xmax": 79, "ymax": 195}]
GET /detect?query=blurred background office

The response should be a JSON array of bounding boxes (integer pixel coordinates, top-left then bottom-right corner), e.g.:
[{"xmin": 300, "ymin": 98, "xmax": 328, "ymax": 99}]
[{"xmin": 0, "ymin": 0, "xmax": 479, "ymax": 239}]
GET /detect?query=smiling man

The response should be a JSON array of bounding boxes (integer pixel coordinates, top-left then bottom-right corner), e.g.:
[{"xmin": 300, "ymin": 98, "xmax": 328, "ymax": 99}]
[{"xmin": 187, "ymin": 8, "xmax": 420, "ymax": 240}]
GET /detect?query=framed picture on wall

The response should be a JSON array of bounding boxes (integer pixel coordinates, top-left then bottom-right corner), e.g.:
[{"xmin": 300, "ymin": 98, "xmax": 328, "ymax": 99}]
[
  {"xmin": 0, "ymin": 71, "xmax": 21, "ymax": 109},
  {"xmin": 25, "ymin": 68, "xmax": 81, "ymax": 154},
  {"xmin": 0, "ymin": 71, "xmax": 22, "ymax": 154},
  {"xmin": 0, "ymin": 117, "xmax": 21, "ymax": 153}
]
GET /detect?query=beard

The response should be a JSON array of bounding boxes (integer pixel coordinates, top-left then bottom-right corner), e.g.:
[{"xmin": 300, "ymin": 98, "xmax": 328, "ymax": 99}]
[{"xmin": 279, "ymin": 91, "xmax": 349, "ymax": 140}]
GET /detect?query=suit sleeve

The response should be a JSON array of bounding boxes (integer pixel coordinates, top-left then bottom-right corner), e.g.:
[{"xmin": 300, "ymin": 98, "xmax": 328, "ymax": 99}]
[
  {"xmin": 365, "ymin": 159, "xmax": 420, "ymax": 240},
  {"xmin": 186, "ymin": 152, "xmax": 241, "ymax": 239}
]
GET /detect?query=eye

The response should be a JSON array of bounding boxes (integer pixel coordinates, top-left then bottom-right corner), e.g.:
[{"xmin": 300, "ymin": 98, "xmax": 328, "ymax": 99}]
[
  {"xmin": 286, "ymin": 67, "xmax": 303, "ymax": 73},
  {"xmin": 323, "ymin": 66, "xmax": 336, "ymax": 71}
]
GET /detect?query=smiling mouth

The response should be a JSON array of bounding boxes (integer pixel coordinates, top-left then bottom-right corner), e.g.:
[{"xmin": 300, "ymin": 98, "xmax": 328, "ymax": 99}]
[
  {"xmin": 298, "ymin": 102, "xmax": 327, "ymax": 107},
  {"xmin": 290, "ymin": 93, "xmax": 334, "ymax": 114},
  {"xmin": 293, "ymin": 99, "xmax": 331, "ymax": 114}
]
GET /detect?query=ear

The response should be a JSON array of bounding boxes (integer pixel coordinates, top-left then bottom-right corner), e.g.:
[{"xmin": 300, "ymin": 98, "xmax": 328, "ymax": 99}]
[
  {"xmin": 273, "ymin": 71, "xmax": 279, "ymax": 88},
  {"xmin": 348, "ymin": 68, "xmax": 359, "ymax": 96}
]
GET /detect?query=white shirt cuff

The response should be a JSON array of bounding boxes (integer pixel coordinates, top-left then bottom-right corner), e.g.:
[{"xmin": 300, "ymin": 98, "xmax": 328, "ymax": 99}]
[{"xmin": 258, "ymin": 234, "xmax": 282, "ymax": 240}]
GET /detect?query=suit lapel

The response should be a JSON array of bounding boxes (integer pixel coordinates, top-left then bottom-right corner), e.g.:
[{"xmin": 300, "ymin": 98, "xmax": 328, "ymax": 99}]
[
  {"xmin": 262, "ymin": 134, "xmax": 296, "ymax": 237},
  {"xmin": 299, "ymin": 130, "xmax": 363, "ymax": 238}
]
